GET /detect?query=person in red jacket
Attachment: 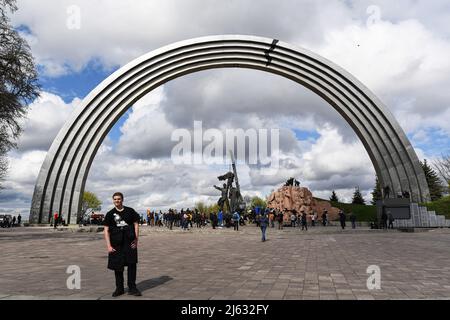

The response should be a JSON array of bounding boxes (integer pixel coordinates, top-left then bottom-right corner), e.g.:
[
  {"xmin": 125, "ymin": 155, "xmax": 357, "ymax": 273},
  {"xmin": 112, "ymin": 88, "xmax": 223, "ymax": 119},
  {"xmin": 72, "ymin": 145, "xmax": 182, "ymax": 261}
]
[{"xmin": 53, "ymin": 212, "xmax": 58, "ymax": 229}]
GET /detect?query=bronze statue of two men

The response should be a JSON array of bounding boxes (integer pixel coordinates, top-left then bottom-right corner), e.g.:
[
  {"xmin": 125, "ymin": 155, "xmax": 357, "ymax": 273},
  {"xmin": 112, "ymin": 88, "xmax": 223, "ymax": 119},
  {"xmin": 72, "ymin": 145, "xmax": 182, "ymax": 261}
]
[
  {"xmin": 214, "ymin": 171, "xmax": 234, "ymax": 213},
  {"xmin": 213, "ymin": 170, "xmax": 244, "ymax": 214}
]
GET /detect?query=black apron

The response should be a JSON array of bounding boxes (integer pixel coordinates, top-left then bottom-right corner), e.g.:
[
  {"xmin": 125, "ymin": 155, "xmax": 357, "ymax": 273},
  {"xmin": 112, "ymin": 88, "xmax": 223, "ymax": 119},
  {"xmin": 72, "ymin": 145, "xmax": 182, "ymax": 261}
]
[
  {"xmin": 105, "ymin": 207, "xmax": 139, "ymax": 271},
  {"xmin": 108, "ymin": 224, "xmax": 138, "ymax": 271}
]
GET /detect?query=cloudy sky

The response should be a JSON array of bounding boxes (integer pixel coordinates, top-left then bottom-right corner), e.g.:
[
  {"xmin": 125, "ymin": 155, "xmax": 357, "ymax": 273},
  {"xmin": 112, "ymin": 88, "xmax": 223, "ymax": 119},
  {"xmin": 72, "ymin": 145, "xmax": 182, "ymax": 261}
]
[{"xmin": 1, "ymin": 0, "xmax": 449, "ymax": 218}]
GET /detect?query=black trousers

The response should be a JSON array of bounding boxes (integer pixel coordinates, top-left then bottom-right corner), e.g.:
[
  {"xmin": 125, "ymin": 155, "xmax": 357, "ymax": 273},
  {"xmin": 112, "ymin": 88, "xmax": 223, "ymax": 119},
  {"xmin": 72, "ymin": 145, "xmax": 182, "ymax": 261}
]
[{"xmin": 114, "ymin": 264, "xmax": 137, "ymax": 290}]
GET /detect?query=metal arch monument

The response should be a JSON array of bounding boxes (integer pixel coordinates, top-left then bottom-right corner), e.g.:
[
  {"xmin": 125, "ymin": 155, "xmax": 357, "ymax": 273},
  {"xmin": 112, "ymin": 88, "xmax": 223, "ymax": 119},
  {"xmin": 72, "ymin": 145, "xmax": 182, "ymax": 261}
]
[{"xmin": 29, "ymin": 35, "xmax": 430, "ymax": 224}]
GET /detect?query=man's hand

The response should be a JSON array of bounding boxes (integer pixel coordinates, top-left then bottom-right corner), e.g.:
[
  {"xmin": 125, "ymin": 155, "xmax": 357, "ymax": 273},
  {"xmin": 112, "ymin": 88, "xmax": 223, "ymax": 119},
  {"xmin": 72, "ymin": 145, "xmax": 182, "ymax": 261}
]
[
  {"xmin": 131, "ymin": 238, "xmax": 138, "ymax": 249},
  {"xmin": 104, "ymin": 226, "xmax": 115, "ymax": 253}
]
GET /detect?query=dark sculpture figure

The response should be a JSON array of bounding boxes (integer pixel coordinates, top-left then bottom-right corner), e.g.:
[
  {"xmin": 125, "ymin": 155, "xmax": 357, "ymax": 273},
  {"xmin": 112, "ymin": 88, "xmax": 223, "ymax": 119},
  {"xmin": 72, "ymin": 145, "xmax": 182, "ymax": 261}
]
[
  {"xmin": 285, "ymin": 177, "xmax": 294, "ymax": 186},
  {"xmin": 284, "ymin": 177, "xmax": 300, "ymax": 187},
  {"xmin": 383, "ymin": 185, "xmax": 391, "ymax": 199},
  {"xmin": 213, "ymin": 151, "xmax": 246, "ymax": 214},
  {"xmin": 229, "ymin": 186, "xmax": 239, "ymax": 213},
  {"xmin": 218, "ymin": 171, "xmax": 234, "ymax": 191},
  {"xmin": 214, "ymin": 183, "xmax": 229, "ymax": 213}
]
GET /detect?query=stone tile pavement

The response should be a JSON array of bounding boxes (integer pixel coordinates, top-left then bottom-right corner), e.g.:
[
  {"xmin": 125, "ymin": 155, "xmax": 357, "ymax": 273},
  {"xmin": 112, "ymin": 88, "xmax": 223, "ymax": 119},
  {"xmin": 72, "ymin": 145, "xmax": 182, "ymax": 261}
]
[{"xmin": 1, "ymin": 224, "xmax": 450, "ymax": 300}]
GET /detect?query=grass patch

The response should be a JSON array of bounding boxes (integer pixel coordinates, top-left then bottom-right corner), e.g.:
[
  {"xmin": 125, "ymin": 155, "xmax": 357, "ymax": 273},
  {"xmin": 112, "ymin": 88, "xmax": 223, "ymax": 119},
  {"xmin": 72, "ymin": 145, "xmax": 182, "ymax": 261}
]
[
  {"xmin": 421, "ymin": 196, "xmax": 450, "ymax": 218},
  {"xmin": 314, "ymin": 198, "xmax": 377, "ymax": 222}
]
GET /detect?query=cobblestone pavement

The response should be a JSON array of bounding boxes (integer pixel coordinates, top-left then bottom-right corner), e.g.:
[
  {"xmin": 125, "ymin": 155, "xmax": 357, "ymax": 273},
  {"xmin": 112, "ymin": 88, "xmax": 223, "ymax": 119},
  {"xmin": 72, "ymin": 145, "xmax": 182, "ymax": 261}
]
[{"xmin": 1, "ymin": 224, "xmax": 450, "ymax": 300}]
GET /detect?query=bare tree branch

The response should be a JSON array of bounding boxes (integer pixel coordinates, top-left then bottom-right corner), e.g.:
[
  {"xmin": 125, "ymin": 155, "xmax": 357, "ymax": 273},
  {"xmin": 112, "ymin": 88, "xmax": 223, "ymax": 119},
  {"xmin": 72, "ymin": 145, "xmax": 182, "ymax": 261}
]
[{"xmin": 433, "ymin": 154, "xmax": 450, "ymax": 193}]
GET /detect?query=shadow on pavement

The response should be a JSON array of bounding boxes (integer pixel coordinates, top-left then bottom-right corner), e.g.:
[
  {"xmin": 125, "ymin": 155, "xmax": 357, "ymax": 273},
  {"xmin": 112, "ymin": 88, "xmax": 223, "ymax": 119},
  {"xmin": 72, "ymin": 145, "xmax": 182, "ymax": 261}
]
[{"xmin": 137, "ymin": 276, "xmax": 173, "ymax": 292}]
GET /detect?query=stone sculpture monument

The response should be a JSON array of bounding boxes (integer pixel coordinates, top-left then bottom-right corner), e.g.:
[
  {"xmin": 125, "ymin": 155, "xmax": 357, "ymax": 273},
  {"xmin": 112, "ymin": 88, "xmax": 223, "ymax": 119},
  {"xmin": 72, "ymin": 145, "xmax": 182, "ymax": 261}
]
[
  {"xmin": 213, "ymin": 151, "xmax": 245, "ymax": 214},
  {"xmin": 267, "ymin": 178, "xmax": 340, "ymax": 223}
]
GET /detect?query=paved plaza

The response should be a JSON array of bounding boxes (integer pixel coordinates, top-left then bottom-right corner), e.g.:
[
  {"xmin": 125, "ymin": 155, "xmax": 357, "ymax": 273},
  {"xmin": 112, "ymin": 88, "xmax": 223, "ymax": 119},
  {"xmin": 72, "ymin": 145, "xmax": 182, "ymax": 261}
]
[{"xmin": 1, "ymin": 224, "xmax": 450, "ymax": 300}]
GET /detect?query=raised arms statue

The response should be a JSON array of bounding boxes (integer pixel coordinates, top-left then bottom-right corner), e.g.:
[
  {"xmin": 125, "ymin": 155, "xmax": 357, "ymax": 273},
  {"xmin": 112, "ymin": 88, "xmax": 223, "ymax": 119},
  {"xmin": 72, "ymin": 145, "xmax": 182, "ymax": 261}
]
[{"xmin": 214, "ymin": 183, "xmax": 228, "ymax": 213}]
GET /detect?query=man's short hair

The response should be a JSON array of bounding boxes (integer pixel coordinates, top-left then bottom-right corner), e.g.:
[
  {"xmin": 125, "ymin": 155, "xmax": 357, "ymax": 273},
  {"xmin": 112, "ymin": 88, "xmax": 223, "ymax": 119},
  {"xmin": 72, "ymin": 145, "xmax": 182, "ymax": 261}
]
[{"xmin": 112, "ymin": 192, "xmax": 124, "ymax": 200}]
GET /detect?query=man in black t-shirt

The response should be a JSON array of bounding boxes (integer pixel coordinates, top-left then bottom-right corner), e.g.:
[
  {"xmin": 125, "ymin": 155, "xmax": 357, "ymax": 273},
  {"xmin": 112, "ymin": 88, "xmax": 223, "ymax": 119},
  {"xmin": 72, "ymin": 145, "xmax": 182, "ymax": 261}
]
[{"xmin": 103, "ymin": 192, "xmax": 142, "ymax": 297}]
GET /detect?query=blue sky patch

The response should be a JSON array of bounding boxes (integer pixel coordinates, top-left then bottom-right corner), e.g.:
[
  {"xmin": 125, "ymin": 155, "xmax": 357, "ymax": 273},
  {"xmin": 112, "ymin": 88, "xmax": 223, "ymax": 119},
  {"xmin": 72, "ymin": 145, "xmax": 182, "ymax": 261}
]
[
  {"xmin": 293, "ymin": 128, "xmax": 320, "ymax": 141},
  {"xmin": 408, "ymin": 128, "xmax": 450, "ymax": 158},
  {"xmin": 39, "ymin": 61, "xmax": 128, "ymax": 143}
]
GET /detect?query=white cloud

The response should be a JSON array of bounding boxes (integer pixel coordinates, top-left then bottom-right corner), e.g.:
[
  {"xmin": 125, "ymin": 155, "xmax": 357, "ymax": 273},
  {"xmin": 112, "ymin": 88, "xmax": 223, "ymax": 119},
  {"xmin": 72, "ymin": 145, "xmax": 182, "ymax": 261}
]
[
  {"xmin": 11, "ymin": 0, "xmax": 354, "ymax": 76},
  {"xmin": 249, "ymin": 124, "xmax": 375, "ymax": 202},
  {"xmin": 301, "ymin": 125, "xmax": 374, "ymax": 181},
  {"xmin": 5, "ymin": 150, "xmax": 47, "ymax": 185},
  {"xmin": 2, "ymin": 0, "xmax": 449, "ymax": 216},
  {"xmin": 0, "ymin": 150, "xmax": 47, "ymax": 216},
  {"xmin": 316, "ymin": 20, "xmax": 450, "ymax": 92},
  {"xmin": 313, "ymin": 17, "xmax": 450, "ymax": 140},
  {"xmin": 17, "ymin": 92, "xmax": 79, "ymax": 151},
  {"xmin": 115, "ymin": 87, "xmax": 177, "ymax": 158},
  {"xmin": 0, "ymin": 92, "xmax": 78, "ymax": 216}
]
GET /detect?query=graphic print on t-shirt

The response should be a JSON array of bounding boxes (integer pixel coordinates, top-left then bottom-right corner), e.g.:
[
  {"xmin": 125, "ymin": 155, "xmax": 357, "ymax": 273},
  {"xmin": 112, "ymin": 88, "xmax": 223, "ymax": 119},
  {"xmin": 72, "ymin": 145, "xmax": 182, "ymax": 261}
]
[{"xmin": 113, "ymin": 213, "xmax": 128, "ymax": 227}]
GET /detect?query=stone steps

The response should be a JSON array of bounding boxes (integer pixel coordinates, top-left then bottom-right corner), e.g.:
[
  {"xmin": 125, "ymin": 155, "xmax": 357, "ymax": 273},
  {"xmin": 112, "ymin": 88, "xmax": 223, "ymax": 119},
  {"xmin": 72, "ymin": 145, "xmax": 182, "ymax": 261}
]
[{"xmin": 393, "ymin": 203, "xmax": 449, "ymax": 228}]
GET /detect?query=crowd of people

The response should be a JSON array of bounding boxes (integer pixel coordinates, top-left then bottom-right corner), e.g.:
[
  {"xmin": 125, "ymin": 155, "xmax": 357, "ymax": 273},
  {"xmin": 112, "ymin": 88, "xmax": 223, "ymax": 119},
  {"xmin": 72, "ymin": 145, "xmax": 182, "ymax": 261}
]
[
  {"xmin": 52, "ymin": 212, "xmax": 67, "ymax": 229},
  {"xmin": 258, "ymin": 208, "xmax": 358, "ymax": 230},
  {"xmin": 139, "ymin": 206, "xmax": 364, "ymax": 233},
  {"xmin": 11, "ymin": 207, "xmax": 365, "ymax": 232},
  {"xmin": 0, "ymin": 213, "xmax": 22, "ymax": 228},
  {"xmin": 142, "ymin": 208, "xmax": 253, "ymax": 231}
]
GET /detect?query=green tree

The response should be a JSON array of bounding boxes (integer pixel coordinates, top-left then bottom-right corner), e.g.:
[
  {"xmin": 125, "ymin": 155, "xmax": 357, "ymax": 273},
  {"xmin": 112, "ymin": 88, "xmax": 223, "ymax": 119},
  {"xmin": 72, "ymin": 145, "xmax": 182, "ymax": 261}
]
[
  {"xmin": 195, "ymin": 201, "xmax": 207, "ymax": 214},
  {"xmin": 329, "ymin": 190, "xmax": 339, "ymax": 202},
  {"xmin": 352, "ymin": 187, "xmax": 366, "ymax": 205},
  {"xmin": 80, "ymin": 191, "xmax": 102, "ymax": 222},
  {"xmin": 0, "ymin": 0, "xmax": 40, "ymax": 189},
  {"xmin": 206, "ymin": 203, "xmax": 220, "ymax": 214},
  {"xmin": 421, "ymin": 159, "xmax": 443, "ymax": 201},
  {"xmin": 371, "ymin": 176, "xmax": 382, "ymax": 205},
  {"xmin": 251, "ymin": 196, "xmax": 266, "ymax": 210}
]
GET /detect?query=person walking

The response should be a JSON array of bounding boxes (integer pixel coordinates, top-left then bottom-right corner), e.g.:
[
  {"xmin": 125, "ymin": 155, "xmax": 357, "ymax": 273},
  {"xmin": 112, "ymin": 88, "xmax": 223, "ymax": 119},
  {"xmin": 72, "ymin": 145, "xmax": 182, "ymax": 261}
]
[
  {"xmin": 196, "ymin": 211, "xmax": 202, "ymax": 228},
  {"xmin": 150, "ymin": 211, "xmax": 154, "ymax": 227},
  {"xmin": 188, "ymin": 210, "xmax": 194, "ymax": 228},
  {"xmin": 339, "ymin": 210, "xmax": 346, "ymax": 230},
  {"xmin": 218, "ymin": 210, "xmax": 223, "ymax": 227},
  {"xmin": 17, "ymin": 214, "xmax": 22, "ymax": 227},
  {"xmin": 103, "ymin": 192, "xmax": 142, "ymax": 297},
  {"xmin": 311, "ymin": 213, "xmax": 316, "ymax": 227},
  {"xmin": 159, "ymin": 211, "xmax": 163, "ymax": 227},
  {"xmin": 183, "ymin": 211, "xmax": 189, "ymax": 230},
  {"xmin": 53, "ymin": 212, "xmax": 59, "ymax": 229},
  {"xmin": 146, "ymin": 210, "xmax": 151, "ymax": 226},
  {"xmin": 388, "ymin": 212, "xmax": 394, "ymax": 229},
  {"xmin": 210, "ymin": 212, "xmax": 218, "ymax": 229},
  {"xmin": 154, "ymin": 212, "xmax": 159, "ymax": 226},
  {"xmin": 381, "ymin": 211, "xmax": 388, "ymax": 229},
  {"xmin": 321, "ymin": 209, "xmax": 327, "ymax": 227},
  {"xmin": 269, "ymin": 211, "xmax": 275, "ymax": 228},
  {"xmin": 301, "ymin": 211, "xmax": 308, "ymax": 231},
  {"xmin": 232, "ymin": 211, "xmax": 240, "ymax": 231},
  {"xmin": 290, "ymin": 212, "xmax": 296, "ymax": 227},
  {"xmin": 259, "ymin": 213, "xmax": 269, "ymax": 242},
  {"xmin": 168, "ymin": 210, "xmax": 174, "ymax": 230},
  {"xmin": 350, "ymin": 212, "xmax": 356, "ymax": 229},
  {"xmin": 277, "ymin": 212, "xmax": 284, "ymax": 230}
]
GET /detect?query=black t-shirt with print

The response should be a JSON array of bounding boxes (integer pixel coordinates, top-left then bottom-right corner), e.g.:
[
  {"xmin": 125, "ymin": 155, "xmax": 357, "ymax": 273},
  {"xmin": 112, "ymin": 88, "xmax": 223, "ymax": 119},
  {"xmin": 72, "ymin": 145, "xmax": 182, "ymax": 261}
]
[
  {"xmin": 104, "ymin": 206, "xmax": 139, "ymax": 228},
  {"xmin": 104, "ymin": 206, "xmax": 140, "ymax": 247}
]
